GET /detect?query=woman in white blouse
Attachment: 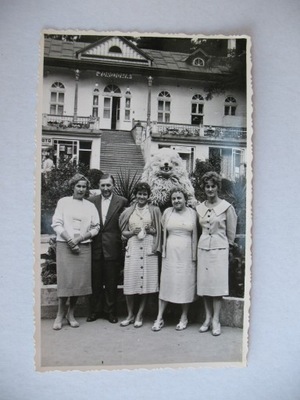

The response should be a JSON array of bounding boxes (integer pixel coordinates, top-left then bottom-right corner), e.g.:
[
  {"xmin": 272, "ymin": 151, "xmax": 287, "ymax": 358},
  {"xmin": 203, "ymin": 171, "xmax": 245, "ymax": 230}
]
[
  {"xmin": 196, "ymin": 172, "xmax": 237, "ymax": 336},
  {"xmin": 51, "ymin": 173, "xmax": 100, "ymax": 330}
]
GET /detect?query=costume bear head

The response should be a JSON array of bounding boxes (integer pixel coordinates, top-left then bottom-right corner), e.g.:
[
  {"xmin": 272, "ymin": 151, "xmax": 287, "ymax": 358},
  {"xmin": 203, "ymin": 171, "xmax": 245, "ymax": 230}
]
[{"xmin": 141, "ymin": 147, "xmax": 195, "ymax": 210}]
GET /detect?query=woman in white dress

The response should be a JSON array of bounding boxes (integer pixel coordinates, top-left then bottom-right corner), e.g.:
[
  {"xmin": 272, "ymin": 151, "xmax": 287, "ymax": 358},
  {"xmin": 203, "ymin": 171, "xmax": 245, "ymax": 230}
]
[
  {"xmin": 119, "ymin": 182, "xmax": 161, "ymax": 328},
  {"xmin": 152, "ymin": 188, "xmax": 198, "ymax": 332},
  {"xmin": 196, "ymin": 171, "xmax": 237, "ymax": 336},
  {"xmin": 51, "ymin": 173, "xmax": 100, "ymax": 330}
]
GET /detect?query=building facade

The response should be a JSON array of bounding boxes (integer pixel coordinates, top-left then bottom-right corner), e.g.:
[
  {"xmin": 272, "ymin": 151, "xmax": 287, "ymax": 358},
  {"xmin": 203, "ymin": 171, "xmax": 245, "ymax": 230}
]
[{"xmin": 42, "ymin": 35, "xmax": 248, "ymax": 180}]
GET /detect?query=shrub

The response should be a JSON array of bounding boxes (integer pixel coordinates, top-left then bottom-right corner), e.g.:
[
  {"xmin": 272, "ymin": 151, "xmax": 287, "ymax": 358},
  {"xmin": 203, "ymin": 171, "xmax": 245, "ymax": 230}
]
[
  {"xmin": 41, "ymin": 236, "xmax": 57, "ymax": 285},
  {"xmin": 191, "ymin": 158, "xmax": 246, "ymax": 234},
  {"xmin": 114, "ymin": 169, "xmax": 141, "ymax": 204},
  {"xmin": 87, "ymin": 169, "xmax": 103, "ymax": 189},
  {"xmin": 40, "ymin": 161, "xmax": 96, "ymax": 234}
]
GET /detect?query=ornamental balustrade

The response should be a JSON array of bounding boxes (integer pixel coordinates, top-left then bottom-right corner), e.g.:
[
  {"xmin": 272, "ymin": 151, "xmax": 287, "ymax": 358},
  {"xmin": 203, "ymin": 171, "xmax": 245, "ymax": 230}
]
[
  {"xmin": 153, "ymin": 122, "xmax": 246, "ymax": 140},
  {"xmin": 42, "ymin": 114, "xmax": 100, "ymax": 130},
  {"xmin": 132, "ymin": 120, "xmax": 246, "ymax": 142}
]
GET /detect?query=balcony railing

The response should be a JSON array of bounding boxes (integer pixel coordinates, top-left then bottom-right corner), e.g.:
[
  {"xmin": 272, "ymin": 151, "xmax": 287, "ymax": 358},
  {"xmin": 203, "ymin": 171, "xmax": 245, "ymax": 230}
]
[
  {"xmin": 42, "ymin": 114, "xmax": 100, "ymax": 130},
  {"xmin": 151, "ymin": 122, "xmax": 246, "ymax": 141}
]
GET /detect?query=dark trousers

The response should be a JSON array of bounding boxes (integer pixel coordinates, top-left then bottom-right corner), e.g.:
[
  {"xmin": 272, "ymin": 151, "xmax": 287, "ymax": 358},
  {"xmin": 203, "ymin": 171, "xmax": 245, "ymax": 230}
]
[{"xmin": 89, "ymin": 254, "xmax": 120, "ymax": 316}]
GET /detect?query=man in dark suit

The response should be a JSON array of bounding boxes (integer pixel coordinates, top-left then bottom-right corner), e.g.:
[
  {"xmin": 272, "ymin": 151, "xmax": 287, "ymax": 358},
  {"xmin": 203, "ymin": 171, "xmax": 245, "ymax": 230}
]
[{"xmin": 87, "ymin": 174, "xmax": 128, "ymax": 323}]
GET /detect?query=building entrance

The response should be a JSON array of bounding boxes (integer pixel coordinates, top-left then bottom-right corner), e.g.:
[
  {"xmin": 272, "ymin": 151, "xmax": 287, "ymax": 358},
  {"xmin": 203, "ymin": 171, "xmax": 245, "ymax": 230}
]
[{"xmin": 111, "ymin": 96, "xmax": 120, "ymax": 129}]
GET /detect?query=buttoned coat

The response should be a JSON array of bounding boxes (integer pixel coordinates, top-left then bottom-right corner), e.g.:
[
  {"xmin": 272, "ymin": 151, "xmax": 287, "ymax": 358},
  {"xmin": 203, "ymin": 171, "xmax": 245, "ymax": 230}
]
[{"xmin": 89, "ymin": 193, "xmax": 128, "ymax": 260}]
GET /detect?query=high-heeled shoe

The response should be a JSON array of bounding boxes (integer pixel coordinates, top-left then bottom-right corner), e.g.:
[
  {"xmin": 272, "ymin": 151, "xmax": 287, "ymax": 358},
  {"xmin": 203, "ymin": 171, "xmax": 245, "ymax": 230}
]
[
  {"xmin": 53, "ymin": 316, "xmax": 63, "ymax": 330},
  {"xmin": 199, "ymin": 320, "xmax": 212, "ymax": 333},
  {"xmin": 120, "ymin": 317, "xmax": 135, "ymax": 327},
  {"xmin": 66, "ymin": 314, "xmax": 80, "ymax": 328},
  {"xmin": 212, "ymin": 321, "xmax": 221, "ymax": 336},
  {"xmin": 176, "ymin": 319, "xmax": 188, "ymax": 331},
  {"xmin": 152, "ymin": 319, "xmax": 164, "ymax": 332},
  {"xmin": 134, "ymin": 318, "xmax": 143, "ymax": 328}
]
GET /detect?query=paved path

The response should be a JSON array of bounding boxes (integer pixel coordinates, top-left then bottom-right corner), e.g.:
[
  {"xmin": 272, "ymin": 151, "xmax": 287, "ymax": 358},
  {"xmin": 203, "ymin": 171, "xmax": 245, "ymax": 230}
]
[{"xmin": 39, "ymin": 316, "xmax": 244, "ymax": 370}]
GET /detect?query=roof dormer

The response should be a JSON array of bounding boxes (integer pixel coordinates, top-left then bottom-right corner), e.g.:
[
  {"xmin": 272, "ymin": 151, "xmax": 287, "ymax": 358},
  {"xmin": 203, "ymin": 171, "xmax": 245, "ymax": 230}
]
[{"xmin": 183, "ymin": 48, "xmax": 209, "ymax": 67}]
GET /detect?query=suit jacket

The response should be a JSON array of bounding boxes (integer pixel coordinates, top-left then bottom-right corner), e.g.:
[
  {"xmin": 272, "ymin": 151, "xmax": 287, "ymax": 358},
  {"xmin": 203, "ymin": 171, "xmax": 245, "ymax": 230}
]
[{"xmin": 89, "ymin": 193, "xmax": 128, "ymax": 260}]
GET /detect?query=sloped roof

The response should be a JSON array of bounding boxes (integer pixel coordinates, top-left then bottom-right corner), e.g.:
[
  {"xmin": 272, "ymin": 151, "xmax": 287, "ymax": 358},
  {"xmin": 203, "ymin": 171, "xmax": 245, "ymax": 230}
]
[
  {"xmin": 44, "ymin": 38, "xmax": 86, "ymax": 60},
  {"xmin": 43, "ymin": 37, "xmax": 228, "ymax": 75},
  {"xmin": 142, "ymin": 48, "xmax": 224, "ymax": 74}
]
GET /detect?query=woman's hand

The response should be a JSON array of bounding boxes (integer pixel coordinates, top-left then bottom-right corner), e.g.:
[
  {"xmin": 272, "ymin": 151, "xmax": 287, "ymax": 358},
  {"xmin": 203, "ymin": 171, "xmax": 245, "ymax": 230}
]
[
  {"xmin": 67, "ymin": 239, "xmax": 80, "ymax": 254},
  {"xmin": 72, "ymin": 236, "xmax": 82, "ymax": 246},
  {"xmin": 122, "ymin": 228, "xmax": 141, "ymax": 239},
  {"xmin": 131, "ymin": 227, "xmax": 141, "ymax": 236},
  {"xmin": 145, "ymin": 225, "xmax": 156, "ymax": 235}
]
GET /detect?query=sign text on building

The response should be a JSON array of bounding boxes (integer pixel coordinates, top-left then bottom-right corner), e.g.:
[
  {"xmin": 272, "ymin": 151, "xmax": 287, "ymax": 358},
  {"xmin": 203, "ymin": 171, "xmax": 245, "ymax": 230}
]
[{"xmin": 96, "ymin": 71, "xmax": 133, "ymax": 79}]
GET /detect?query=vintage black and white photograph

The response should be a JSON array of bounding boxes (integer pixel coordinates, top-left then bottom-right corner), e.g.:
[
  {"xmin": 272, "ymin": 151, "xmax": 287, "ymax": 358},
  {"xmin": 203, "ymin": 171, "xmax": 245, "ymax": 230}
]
[{"xmin": 35, "ymin": 31, "xmax": 252, "ymax": 370}]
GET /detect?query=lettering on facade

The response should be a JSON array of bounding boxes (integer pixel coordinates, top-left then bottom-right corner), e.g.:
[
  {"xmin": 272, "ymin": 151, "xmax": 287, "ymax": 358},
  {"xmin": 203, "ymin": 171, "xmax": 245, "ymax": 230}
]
[
  {"xmin": 96, "ymin": 71, "xmax": 133, "ymax": 79},
  {"xmin": 42, "ymin": 138, "xmax": 53, "ymax": 146}
]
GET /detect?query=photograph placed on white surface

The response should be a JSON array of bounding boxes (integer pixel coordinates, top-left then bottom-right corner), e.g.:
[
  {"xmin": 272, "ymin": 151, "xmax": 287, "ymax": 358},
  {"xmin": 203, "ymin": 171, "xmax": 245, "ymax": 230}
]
[{"xmin": 35, "ymin": 31, "xmax": 252, "ymax": 370}]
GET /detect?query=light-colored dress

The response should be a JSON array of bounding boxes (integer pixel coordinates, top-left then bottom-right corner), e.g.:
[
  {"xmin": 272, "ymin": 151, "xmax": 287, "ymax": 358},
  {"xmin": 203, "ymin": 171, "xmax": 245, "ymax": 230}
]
[
  {"xmin": 52, "ymin": 197, "xmax": 100, "ymax": 297},
  {"xmin": 196, "ymin": 199, "xmax": 237, "ymax": 297},
  {"xmin": 121, "ymin": 204, "xmax": 161, "ymax": 295},
  {"xmin": 159, "ymin": 207, "xmax": 197, "ymax": 304}
]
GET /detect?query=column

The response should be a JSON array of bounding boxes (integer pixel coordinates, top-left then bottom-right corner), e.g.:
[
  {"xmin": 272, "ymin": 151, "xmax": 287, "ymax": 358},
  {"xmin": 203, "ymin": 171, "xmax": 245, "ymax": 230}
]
[
  {"xmin": 146, "ymin": 76, "xmax": 153, "ymax": 135},
  {"xmin": 73, "ymin": 69, "xmax": 80, "ymax": 122}
]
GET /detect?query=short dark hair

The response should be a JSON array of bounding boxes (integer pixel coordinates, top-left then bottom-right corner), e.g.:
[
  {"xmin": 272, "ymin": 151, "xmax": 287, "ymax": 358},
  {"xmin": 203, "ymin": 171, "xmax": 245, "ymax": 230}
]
[
  {"xmin": 133, "ymin": 182, "xmax": 151, "ymax": 197},
  {"xmin": 169, "ymin": 187, "xmax": 189, "ymax": 202},
  {"xmin": 200, "ymin": 171, "xmax": 222, "ymax": 190},
  {"xmin": 99, "ymin": 173, "xmax": 115, "ymax": 186}
]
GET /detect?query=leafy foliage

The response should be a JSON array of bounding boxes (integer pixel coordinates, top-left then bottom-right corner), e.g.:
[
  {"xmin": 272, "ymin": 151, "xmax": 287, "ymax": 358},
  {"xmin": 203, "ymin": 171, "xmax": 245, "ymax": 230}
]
[
  {"xmin": 114, "ymin": 169, "xmax": 141, "ymax": 204},
  {"xmin": 41, "ymin": 161, "xmax": 89, "ymax": 212},
  {"xmin": 191, "ymin": 157, "xmax": 246, "ymax": 234},
  {"xmin": 41, "ymin": 161, "xmax": 102, "ymax": 233},
  {"xmin": 190, "ymin": 155, "xmax": 221, "ymax": 202},
  {"xmin": 87, "ymin": 169, "xmax": 103, "ymax": 189},
  {"xmin": 41, "ymin": 237, "xmax": 57, "ymax": 285}
]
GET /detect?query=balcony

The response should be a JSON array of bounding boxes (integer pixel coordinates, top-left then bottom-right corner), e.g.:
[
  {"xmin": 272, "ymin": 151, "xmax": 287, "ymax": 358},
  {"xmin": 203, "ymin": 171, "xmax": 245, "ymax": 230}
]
[
  {"xmin": 42, "ymin": 114, "xmax": 100, "ymax": 130},
  {"xmin": 148, "ymin": 122, "xmax": 246, "ymax": 144}
]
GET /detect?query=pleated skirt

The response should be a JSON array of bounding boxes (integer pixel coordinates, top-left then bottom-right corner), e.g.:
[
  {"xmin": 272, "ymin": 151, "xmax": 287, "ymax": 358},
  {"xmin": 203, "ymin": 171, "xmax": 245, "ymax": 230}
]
[{"xmin": 56, "ymin": 241, "xmax": 92, "ymax": 297}]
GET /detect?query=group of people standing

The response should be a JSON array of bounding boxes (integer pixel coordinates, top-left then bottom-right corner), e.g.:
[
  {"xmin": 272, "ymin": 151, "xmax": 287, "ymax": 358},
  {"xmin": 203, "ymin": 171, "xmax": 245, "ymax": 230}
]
[{"xmin": 51, "ymin": 171, "xmax": 237, "ymax": 337}]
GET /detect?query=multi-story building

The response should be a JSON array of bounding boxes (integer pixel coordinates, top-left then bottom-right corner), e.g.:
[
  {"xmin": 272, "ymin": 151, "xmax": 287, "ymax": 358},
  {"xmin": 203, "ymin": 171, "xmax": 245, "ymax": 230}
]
[{"xmin": 42, "ymin": 35, "xmax": 248, "ymax": 180}]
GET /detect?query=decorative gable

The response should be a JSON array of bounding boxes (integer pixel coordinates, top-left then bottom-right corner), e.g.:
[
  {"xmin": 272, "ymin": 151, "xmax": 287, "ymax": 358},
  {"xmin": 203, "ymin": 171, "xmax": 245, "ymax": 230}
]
[
  {"xmin": 183, "ymin": 48, "xmax": 209, "ymax": 67},
  {"xmin": 76, "ymin": 36, "xmax": 152, "ymax": 66}
]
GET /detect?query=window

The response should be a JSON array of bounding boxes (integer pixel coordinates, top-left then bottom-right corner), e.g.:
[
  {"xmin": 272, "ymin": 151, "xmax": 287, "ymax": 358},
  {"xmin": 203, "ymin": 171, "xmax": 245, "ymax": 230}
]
[
  {"xmin": 78, "ymin": 141, "xmax": 92, "ymax": 167},
  {"xmin": 53, "ymin": 139, "xmax": 77, "ymax": 166},
  {"xmin": 224, "ymin": 96, "xmax": 237, "ymax": 116},
  {"xmin": 209, "ymin": 147, "xmax": 243, "ymax": 180},
  {"xmin": 193, "ymin": 57, "xmax": 205, "ymax": 66},
  {"xmin": 104, "ymin": 84, "xmax": 121, "ymax": 94},
  {"xmin": 124, "ymin": 88, "xmax": 131, "ymax": 121},
  {"xmin": 232, "ymin": 149, "xmax": 243, "ymax": 180},
  {"xmin": 53, "ymin": 139, "xmax": 92, "ymax": 168},
  {"xmin": 92, "ymin": 88, "xmax": 99, "ymax": 117},
  {"xmin": 191, "ymin": 94, "xmax": 204, "ymax": 125},
  {"xmin": 103, "ymin": 97, "xmax": 111, "ymax": 118},
  {"xmin": 50, "ymin": 82, "xmax": 65, "ymax": 115},
  {"xmin": 209, "ymin": 147, "xmax": 232, "ymax": 179},
  {"xmin": 157, "ymin": 91, "xmax": 171, "ymax": 123},
  {"xmin": 109, "ymin": 46, "xmax": 122, "ymax": 54}
]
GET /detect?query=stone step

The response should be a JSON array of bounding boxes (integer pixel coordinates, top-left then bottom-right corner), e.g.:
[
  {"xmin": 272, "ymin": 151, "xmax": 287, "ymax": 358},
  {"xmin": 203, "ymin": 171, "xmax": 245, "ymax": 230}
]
[{"xmin": 100, "ymin": 129, "xmax": 144, "ymax": 176}]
